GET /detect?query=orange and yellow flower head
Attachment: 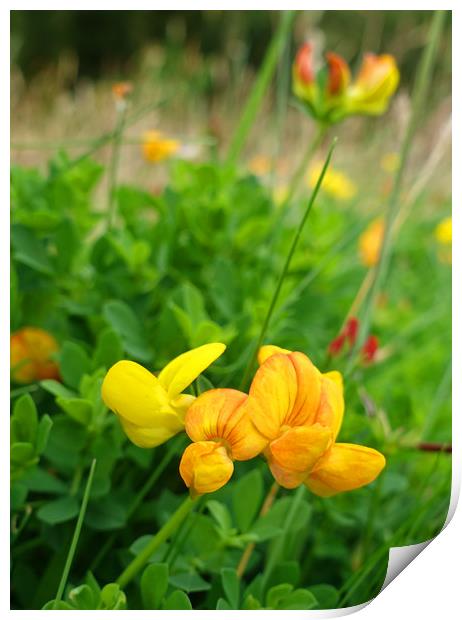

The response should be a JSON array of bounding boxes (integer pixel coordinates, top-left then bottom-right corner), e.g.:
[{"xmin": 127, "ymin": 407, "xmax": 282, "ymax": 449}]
[
  {"xmin": 180, "ymin": 388, "xmax": 267, "ymax": 496},
  {"xmin": 359, "ymin": 218, "xmax": 385, "ymax": 267},
  {"xmin": 142, "ymin": 130, "xmax": 180, "ymax": 163},
  {"xmin": 101, "ymin": 343, "xmax": 225, "ymax": 449},
  {"xmin": 292, "ymin": 42, "xmax": 399, "ymax": 124},
  {"xmin": 10, "ymin": 327, "xmax": 60, "ymax": 384},
  {"xmin": 244, "ymin": 346, "xmax": 385, "ymax": 496}
]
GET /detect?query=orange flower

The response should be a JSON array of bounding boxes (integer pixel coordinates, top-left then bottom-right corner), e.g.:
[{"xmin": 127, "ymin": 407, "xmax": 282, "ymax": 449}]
[
  {"xmin": 359, "ymin": 218, "xmax": 385, "ymax": 267},
  {"xmin": 179, "ymin": 388, "xmax": 266, "ymax": 496},
  {"xmin": 142, "ymin": 131, "xmax": 180, "ymax": 163},
  {"xmin": 11, "ymin": 327, "xmax": 60, "ymax": 384},
  {"xmin": 245, "ymin": 346, "xmax": 385, "ymax": 496},
  {"xmin": 112, "ymin": 81, "xmax": 133, "ymax": 101}
]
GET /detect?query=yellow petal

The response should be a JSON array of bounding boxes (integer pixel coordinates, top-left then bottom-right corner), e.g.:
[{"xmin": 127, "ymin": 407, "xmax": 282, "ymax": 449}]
[
  {"xmin": 102, "ymin": 360, "xmax": 172, "ymax": 427},
  {"xmin": 158, "ymin": 343, "xmax": 226, "ymax": 399},
  {"xmin": 313, "ymin": 371, "xmax": 344, "ymax": 440},
  {"xmin": 267, "ymin": 424, "xmax": 333, "ymax": 489},
  {"xmin": 185, "ymin": 389, "xmax": 267, "ymax": 460},
  {"xmin": 118, "ymin": 415, "xmax": 183, "ymax": 449},
  {"xmin": 179, "ymin": 441, "xmax": 234, "ymax": 496},
  {"xmin": 258, "ymin": 345, "xmax": 291, "ymax": 365},
  {"xmin": 306, "ymin": 443, "xmax": 386, "ymax": 497}
]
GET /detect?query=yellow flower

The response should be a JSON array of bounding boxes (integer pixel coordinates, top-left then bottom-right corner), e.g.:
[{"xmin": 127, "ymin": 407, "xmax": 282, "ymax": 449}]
[
  {"xmin": 142, "ymin": 130, "xmax": 180, "ymax": 163},
  {"xmin": 10, "ymin": 327, "xmax": 60, "ymax": 384},
  {"xmin": 308, "ymin": 162, "xmax": 357, "ymax": 200},
  {"xmin": 346, "ymin": 54, "xmax": 400, "ymax": 116},
  {"xmin": 101, "ymin": 343, "xmax": 225, "ymax": 448},
  {"xmin": 248, "ymin": 155, "xmax": 272, "ymax": 177},
  {"xmin": 434, "ymin": 216, "xmax": 452, "ymax": 245},
  {"xmin": 381, "ymin": 152, "xmax": 400, "ymax": 173},
  {"xmin": 359, "ymin": 218, "xmax": 385, "ymax": 267},
  {"xmin": 244, "ymin": 346, "xmax": 385, "ymax": 496},
  {"xmin": 179, "ymin": 388, "xmax": 266, "ymax": 496},
  {"xmin": 434, "ymin": 216, "xmax": 452, "ymax": 264}
]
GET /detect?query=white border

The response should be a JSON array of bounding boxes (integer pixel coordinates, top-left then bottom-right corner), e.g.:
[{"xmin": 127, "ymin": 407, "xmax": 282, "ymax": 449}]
[{"xmin": 4, "ymin": 3, "xmax": 459, "ymax": 618}]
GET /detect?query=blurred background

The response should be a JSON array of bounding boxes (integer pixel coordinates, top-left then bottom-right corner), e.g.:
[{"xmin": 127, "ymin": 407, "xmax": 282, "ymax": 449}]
[{"xmin": 11, "ymin": 10, "xmax": 452, "ymax": 203}]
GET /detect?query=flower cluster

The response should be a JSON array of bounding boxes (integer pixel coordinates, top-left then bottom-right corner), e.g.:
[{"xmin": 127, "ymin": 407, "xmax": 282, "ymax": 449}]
[
  {"xmin": 10, "ymin": 327, "xmax": 60, "ymax": 384},
  {"xmin": 293, "ymin": 42, "xmax": 399, "ymax": 125},
  {"xmin": 102, "ymin": 343, "xmax": 385, "ymax": 498},
  {"xmin": 142, "ymin": 130, "xmax": 180, "ymax": 163},
  {"xmin": 328, "ymin": 317, "xmax": 379, "ymax": 364}
]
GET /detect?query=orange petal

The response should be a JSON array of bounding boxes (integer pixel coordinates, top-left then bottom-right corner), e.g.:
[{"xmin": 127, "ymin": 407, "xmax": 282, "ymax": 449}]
[
  {"xmin": 258, "ymin": 345, "xmax": 291, "ymax": 365},
  {"xmin": 285, "ymin": 352, "xmax": 322, "ymax": 427},
  {"xmin": 306, "ymin": 443, "xmax": 386, "ymax": 497},
  {"xmin": 185, "ymin": 388, "xmax": 266, "ymax": 460},
  {"xmin": 313, "ymin": 371, "xmax": 344, "ymax": 440},
  {"xmin": 326, "ymin": 52, "xmax": 350, "ymax": 95},
  {"xmin": 245, "ymin": 354, "xmax": 297, "ymax": 440},
  {"xmin": 267, "ymin": 424, "xmax": 332, "ymax": 489},
  {"xmin": 179, "ymin": 441, "xmax": 234, "ymax": 496}
]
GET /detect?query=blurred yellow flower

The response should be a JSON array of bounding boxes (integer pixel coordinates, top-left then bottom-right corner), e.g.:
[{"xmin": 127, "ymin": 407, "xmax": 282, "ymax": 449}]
[
  {"xmin": 434, "ymin": 216, "xmax": 452, "ymax": 264},
  {"xmin": 243, "ymin": 346, "xmax": 385, "ymax": 495},
  {"xmin": 308, "ymin": 162, "xmax": 357, "ymax": 200},
  {"xmin": 434, "ymin": 216, "xmax": 452, "ymax": 245},
  {"xmin": 11, "ymin": 327, "xmax": 60, "ymax": 384},
  {"xmin": 102, "ymin": 343, "xmax": 225, "ymax": 448},
  {"xmin": 180, "ymin": 388, "xmax": 266, "ymax": 496},
  {"xmin": 248, "ymin": 154, "xmax": 272, "ymax": 177},
  {"xmin": 142, "ymin": 130, "xmax": 180, "ymax": 163},
  {"xmin": 381, "ymin": 152, "xmax": 400, "ymax": 173},
  {"xmin": 359, "ymin": 218, "xmax": 385, "ymax": 267}
]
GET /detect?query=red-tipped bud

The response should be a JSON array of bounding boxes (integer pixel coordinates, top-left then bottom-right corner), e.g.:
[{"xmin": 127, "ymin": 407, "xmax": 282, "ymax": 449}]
[
  {"xmin": 344, "ymin": 317, "xmax": 359, "ymax": 347},
  {"xmin": 294, "ymin": 43, "xmax": 315, "ymax": 85},
  {"xmin": 362, "ymin": 335, "xmax": 379, "ymax": 363},
  {"xmin": 326, "ymin": 52, "xmax": 350, "ymax": 95},
  {"xmin": 328, "ymin": 334, "xmax": 346, "ymax": 357}
]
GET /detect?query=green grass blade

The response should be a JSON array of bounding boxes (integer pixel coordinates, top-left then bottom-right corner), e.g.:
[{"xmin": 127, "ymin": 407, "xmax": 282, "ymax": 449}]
[{"xmin": 52, "ymin": 459, "xmax": 97, "ymax": 609}]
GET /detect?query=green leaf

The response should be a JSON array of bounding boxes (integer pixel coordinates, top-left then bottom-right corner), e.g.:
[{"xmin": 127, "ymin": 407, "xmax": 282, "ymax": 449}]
[
  {"xmin": 169, "ymin": 573, "xmax": 211, "ymax": 593},
  {"xmin": 103, "ymin": 300, "xmax": 152, "ymax": 362},
  {"xmin": 243, "ymin": 594, "xmax": 263, "ymax": 610},
  {"xmin": 232, "ymin": 469, "xmax": 263, "ymax": 532},
  {"xmin": 221, "ymin": 568, "xmax": 240, "ymax": 609},
  {"xmin": 42, "ymin": 600, "xmax": 74, "ymax": 610},
  {"xmin": 11, "ymin": 224, "xmax": 53, "ymax": 275},
  {"xmin": 93, "ymin": 328, "xmax": 123, "ymax": 370},
  {"xmin": 266, "ymin": 583, "xmax": 293, "ymax": 609},
  {"xmin": 56, "ymin": 397, "xmax": 93, "ymax": 426},
  {"xmin": 68, "ymin": 584, "xmax": 98, "ymax": 610},
  {"xmin": 21, "ymin": 467, "xmax": 67, "ymax": 494},
  {"xmin": 11, "ymin": 482, "xmax": 28, "ymax": 510},
  {"xmin": 207, "ymin": 500, "xmax": 233, "ymax": 532},
  {"xmin": 141, "ymin": 563, "xmax": 169, "ymax": 610},
  {"xmin": 37, "ymin": 496, "xmax": 80, "ymax": 525},
  {"xmin": 307, "ymin": 584, "xmax": 339, "ymax": 609},
  {"xmin": 11, "ymin": 394, "xmax": 38, "ymax": 443},
  {"xmin": 35, "ymin": 414, "xmax": 53, "ymax": 454},
  {"xmin": 85, "ymin": 497, "xmax": 127, "ymax": 531},
  {"xmin": 99, "ymin": 583, "xmax": 127, "ymax": 610},
  {"xmin": 162, "ymin": 590, "xmax": 192, "ymax": 610},
  {"xmin": 40, "ymin": 379, "xmax": 77, "ymax": 399},
  {"xmin": 267, "ymin": 561, "xmax": 300, "ymax": 590},
  {"xmin": 277, "ymin": 589, "xmax": 318, "ymax": 610},
  {"xmin": 11, "ymin": 442, "xmax": 36, "ymax": 464},
  {"xmin": 59, "ymin": 341, "xmax": 91, "ymax": 389},
  {"xmin": 216, "ymin": 597, "xmax": 232, "ymax": 610}
]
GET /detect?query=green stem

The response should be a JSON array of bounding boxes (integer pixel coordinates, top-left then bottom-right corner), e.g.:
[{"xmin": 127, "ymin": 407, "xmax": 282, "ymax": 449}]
[
  {"xmin": 261, "ymin": 485, "xmax": 306, "ymax": 592},
  {"xmin": 107, "ymin": 106, "xmax": 127, "ymax": 230},
  {"xmin": 53, "ymin": 459, "xmax": 96, "ymax": 609},
  {"xmin": 239, "ymin": 137, "xmax": 337, "ymax": 389},
  {"xmin": 345, "ymin": 10, "xmax": 446, "ymax": 375},
  {"xmin": 281, "ymin": 123, "xmax": 327, "ymax": 208},
  {"xmin": 226, "ymin": 10, "xmax": 296, "ymax": 168},
  {"xmin": 116, "ymin": 495, "xmax": 196, "ymax": 589}
]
